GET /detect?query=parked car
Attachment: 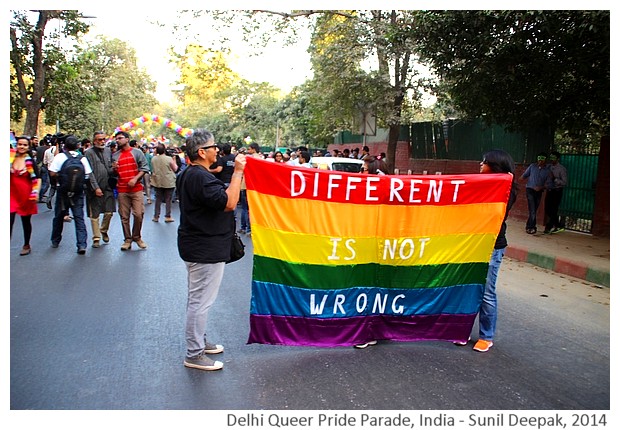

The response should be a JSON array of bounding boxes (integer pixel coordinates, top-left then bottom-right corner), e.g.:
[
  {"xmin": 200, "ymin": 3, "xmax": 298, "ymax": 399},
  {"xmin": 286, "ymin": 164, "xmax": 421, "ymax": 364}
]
[{"xmin": 310, "ymin": 156, "xmax": 364, "ymax": 173}]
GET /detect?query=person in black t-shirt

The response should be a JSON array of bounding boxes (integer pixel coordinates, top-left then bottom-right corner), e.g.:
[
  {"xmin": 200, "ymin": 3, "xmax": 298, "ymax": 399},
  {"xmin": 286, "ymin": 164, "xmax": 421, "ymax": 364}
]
[
  {"xmin": 176, "ymin": 129, "xmax": 246, "ymax": 371},
  {"xmin": 216, "ymin": 144, "xmax": 236, "ymax": 186}
]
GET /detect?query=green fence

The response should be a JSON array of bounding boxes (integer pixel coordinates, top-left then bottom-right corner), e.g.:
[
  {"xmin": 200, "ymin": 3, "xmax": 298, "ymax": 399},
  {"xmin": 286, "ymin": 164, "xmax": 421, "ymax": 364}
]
[
  {"xmin": 332, "ymin": 120, "xmax": 601, "ymax": 233},
  {"xmin": 559, "ymin": 155, "xmax": 598, "ymax": 232},
  {"xmin": 411, "ymin": 119, "xmax": 530, "ymax": 162},
  {"xmin": 408, "ymin": 120, "xmax": 599, "ymax": 233}
]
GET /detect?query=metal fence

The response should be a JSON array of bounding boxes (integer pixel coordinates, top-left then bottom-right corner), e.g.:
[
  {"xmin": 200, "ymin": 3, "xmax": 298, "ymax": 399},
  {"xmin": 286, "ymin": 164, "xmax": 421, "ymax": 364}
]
[
  {"xmin": 558, "ymin": 155, "xmax": 598, "ymax": 233},
  {"xmin": 332, "ymin": 121, "xmax": 602, "ymax": 233},
  {"xmin": 408, "ymin": 120, "xmax": 600, "ymax": 233}
]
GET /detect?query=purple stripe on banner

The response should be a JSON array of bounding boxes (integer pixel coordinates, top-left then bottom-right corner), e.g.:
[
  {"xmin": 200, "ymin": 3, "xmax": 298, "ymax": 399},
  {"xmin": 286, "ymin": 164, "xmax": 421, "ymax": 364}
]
[{"xmin": 247, "ymin": 313, "xmax": 476, "ymax": 347}]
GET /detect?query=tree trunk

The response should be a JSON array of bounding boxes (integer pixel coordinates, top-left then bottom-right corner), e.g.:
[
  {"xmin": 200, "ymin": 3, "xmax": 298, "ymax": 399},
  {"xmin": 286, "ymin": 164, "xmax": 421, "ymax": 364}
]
[
  {"xmin": 24, "ymin": 103, "xmax": 41, "ymax": 137},
  {"xmin": 592, "ymin": 134, "xmax": 610, "ymax": 237},
  {"xmin": 386, "ymin": 89, "xmax": 405, "ymax": 174},
  {"xmin": 11, "ymin": 11, "xmax": 51, "ymax": 137},
  {"xmin": 386, "ymin": 124, "xmax": 400, "ymax": 174}
]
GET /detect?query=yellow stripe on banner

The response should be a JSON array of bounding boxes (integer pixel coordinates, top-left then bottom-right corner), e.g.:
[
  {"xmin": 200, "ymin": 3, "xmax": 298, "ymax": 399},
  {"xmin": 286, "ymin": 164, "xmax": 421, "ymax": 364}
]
[
  {"xmin": 248, "ymin": 191, "xmax": 506, "ymax": 237},
  {"xmin": 251, "ymin": 224, "xmax": 497, "ymax": 266}
]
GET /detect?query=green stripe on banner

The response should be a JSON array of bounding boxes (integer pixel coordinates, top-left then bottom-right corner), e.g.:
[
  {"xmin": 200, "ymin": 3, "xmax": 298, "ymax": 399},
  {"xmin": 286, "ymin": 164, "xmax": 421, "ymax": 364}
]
[{"xmin": 252, "ymin": 255, "xmax": 489, "ymax": 290}]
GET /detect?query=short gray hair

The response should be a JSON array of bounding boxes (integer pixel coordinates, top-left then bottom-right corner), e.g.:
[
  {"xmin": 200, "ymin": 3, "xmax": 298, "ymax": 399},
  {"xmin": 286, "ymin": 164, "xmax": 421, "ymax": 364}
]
[{"xmin": 185, "ymin": 129, "xmax": 214, "ymax": 161}]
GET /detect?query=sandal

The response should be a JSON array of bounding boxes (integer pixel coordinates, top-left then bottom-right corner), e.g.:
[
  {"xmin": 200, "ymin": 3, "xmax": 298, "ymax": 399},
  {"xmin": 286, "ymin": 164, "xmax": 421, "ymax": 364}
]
[{"xmin": 20, "ymin": 245, "xmax": 31, "ymax": 256}]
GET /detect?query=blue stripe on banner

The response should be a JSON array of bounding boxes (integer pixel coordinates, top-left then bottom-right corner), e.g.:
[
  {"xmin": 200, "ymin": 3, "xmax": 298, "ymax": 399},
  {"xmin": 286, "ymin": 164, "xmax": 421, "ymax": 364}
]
[{"xmin": 250, "ymin": 281, "xmax": 484, "ymax": 318}]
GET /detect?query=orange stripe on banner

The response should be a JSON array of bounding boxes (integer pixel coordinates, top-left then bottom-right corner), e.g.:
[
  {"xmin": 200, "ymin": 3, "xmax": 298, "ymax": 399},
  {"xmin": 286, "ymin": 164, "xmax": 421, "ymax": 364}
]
[{"xmin": 248, "ymin": 191, "xmax": 506, "ymax": 238}]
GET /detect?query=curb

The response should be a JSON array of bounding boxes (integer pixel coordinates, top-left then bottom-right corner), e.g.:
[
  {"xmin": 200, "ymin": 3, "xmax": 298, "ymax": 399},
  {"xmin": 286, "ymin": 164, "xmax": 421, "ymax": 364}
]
[{"xmin": 505, "ymin": 246, "xmax": 610, "ymax": 288}]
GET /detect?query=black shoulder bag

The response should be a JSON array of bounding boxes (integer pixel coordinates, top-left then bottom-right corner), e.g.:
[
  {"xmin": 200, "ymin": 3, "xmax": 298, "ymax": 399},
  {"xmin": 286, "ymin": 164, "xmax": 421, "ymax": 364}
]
[{"xmin": 228, "ymin": 232, "xmax": 245, "ymax": 264}]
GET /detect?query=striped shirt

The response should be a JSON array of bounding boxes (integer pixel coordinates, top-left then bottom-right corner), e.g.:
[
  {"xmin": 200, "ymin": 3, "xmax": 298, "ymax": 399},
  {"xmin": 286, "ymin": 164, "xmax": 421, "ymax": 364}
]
[{"xmin": 116, "ymin": 149, "xmax": 143, "ymax": 193}]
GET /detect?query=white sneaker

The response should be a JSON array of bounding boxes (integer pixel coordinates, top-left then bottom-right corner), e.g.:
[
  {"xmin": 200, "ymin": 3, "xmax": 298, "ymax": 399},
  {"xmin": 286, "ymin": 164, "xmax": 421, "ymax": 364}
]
[
  {"xmin": 453, "ymin": 336, "xmax": 471, "ymax": 346},
  {"xmin": 354, "ymin": 340, "xmax": 378, "ymax": 349}
]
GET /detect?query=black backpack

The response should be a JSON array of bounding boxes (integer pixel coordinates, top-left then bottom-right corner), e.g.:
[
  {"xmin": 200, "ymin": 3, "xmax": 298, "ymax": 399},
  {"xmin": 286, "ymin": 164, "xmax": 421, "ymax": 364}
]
[{"xmin": 58, "ymin": 151, "xmax": 86, "ymax": 194}]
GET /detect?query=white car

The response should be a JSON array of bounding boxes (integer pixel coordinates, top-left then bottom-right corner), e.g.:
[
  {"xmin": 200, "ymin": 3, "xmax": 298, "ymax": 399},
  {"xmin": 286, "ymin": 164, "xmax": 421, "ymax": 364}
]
[{"xmin": 310, "ymin": 156, "xmax": 364, "ymax": 173}]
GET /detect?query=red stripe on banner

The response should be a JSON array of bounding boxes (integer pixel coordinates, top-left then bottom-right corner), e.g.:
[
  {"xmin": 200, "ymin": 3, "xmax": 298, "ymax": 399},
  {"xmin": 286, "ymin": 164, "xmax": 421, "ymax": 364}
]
[{"xmin": 245, "ymin": 157, "xmax": 512, "ymax": 206}]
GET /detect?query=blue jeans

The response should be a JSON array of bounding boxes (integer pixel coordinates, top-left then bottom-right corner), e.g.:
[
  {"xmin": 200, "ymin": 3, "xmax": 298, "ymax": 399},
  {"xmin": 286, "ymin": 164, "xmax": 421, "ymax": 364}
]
[
  {"xmin": 479, "ymin": 247, "xmax": 505, "ymax": 341},
  {"xmin": 51, "ymin": 192, "xmax": 88, "ymax": 249},
  {"xmin": 236, "ymin": 189, "xmax": 250, "ymax": 232}
]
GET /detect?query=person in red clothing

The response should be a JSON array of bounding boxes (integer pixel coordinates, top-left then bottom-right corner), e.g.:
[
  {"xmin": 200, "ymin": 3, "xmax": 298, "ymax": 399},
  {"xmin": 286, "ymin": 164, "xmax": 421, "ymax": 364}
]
[
  {"xmin": 111, "ymin": 131, "xmax": 149, "ymax": 251},
  {"xmin": 10, "ymin": 136, "xmax": 40, "ymax": 256}
]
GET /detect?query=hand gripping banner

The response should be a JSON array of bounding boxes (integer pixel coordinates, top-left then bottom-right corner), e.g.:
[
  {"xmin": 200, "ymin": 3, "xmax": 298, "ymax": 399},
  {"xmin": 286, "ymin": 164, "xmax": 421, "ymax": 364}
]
[{"xmin": 244, "ymin": 157, "xmax": 512, "ymax": 347}]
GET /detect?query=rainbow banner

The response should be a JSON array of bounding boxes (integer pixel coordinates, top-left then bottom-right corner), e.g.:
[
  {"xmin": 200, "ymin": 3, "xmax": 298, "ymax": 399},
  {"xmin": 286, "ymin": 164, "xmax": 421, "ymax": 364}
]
[{"xmin": 244, "ymin": 157, "xmax": 512, "ymax": 347}]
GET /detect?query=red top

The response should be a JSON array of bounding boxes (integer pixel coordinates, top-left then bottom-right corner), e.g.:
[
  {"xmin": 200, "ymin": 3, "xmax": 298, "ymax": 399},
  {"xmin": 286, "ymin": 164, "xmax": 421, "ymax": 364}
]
[
  {"xmin": 10, "ymin": 168, "xmax": 38, "ymax": 215},
  {"xmin": 116, "ymin": 149, "xmax": 143, "ymax": 193}
]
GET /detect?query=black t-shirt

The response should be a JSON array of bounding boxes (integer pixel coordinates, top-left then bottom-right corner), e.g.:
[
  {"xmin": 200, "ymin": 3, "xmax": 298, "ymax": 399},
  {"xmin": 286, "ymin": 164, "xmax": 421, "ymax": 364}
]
[
  {"xmin": 176, "ymin": 164, "xmax": 234, "ymax": 263},
  {"xmin": 218, "ymin": 153, "xmax": 236, "ymax": 184},
  {"xmin": 495, "ymin": 183, "xmax": 518, "ymax": 249},
  {"xmin": 35, "ymin": 145, "xmax": 49, "ymax": 165}
]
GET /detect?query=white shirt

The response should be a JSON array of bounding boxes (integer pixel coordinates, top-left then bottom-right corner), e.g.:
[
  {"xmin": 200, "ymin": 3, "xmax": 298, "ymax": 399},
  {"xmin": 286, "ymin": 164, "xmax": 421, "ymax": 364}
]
[
  {"xmin": 42, "ymin": 146, "xmax": 56, "ymax": 167},
  {"xmin": 49, "ymin": 150, "xmax": 93, "ymax": 176}
]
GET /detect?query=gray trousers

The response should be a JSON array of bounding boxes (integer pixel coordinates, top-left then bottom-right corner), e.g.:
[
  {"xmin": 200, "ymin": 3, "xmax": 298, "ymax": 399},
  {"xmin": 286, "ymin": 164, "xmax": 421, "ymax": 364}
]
[{"xmin": 184, "ymin": 261, "xmax": 225, "ymax": 358}]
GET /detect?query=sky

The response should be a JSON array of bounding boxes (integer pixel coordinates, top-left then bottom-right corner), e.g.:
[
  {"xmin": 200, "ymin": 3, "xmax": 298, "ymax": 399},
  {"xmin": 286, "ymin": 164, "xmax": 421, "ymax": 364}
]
[
  {"xmin": 80, "ymin": 8, "xmax": 314, "ymax": 104},
  {"xmin": 12, "ymin": 1, "xmax": 616, "ymax": 106}
]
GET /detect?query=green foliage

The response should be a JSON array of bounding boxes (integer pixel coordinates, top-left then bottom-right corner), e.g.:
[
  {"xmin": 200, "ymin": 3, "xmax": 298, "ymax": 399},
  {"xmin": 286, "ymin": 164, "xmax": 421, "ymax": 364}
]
[
  {"xmin": 277, "ymin": 86, "xmax": 315, "ymax": 147},
  {"xmin": 169, "ymin": 43, "xmax": 294, "ymax": 148},
  {"xmin": 412, "ymin": 10, "xmax": 610, "ymax": 141},
  {"xmin": 44, "ymin": 36, "xmax": 158, "ymax": 138},
  {"xmin": 10, "ymin": 10, "xmax": 92, "ymax": 136}
]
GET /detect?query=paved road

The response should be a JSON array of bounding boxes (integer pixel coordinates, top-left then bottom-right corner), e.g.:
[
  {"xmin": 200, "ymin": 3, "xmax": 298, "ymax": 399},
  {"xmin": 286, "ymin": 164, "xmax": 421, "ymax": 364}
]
[{"xmin": 9, "ymin": 201, "xmax": 610, "ymax": 414}]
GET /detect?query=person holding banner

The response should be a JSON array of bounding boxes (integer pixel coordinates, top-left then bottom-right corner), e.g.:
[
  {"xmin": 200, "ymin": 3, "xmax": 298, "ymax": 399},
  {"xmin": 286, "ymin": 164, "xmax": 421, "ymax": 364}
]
[
  {"xmin": 176, "ymin": 129, "xmax": 246, "ymax": 371},
  {"xmin": 455, "ymin": 149, "xmax": 518, "ymax": 352}
]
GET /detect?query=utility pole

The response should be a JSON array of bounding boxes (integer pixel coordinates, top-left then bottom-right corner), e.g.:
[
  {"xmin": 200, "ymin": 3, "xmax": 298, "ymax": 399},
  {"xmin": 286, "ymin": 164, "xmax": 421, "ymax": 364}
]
[{"xmin": 276, "ymin": 119, "xmax": 280, "ymax": 152}]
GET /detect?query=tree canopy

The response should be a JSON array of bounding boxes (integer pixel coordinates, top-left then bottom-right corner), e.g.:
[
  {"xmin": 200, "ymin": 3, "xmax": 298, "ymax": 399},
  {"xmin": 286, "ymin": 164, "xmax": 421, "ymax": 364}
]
[
  {"xmin": 11, "ymin": 9, "xmax": 609, "ymax": 159},
  {"xmin": 45, "ymin": 36, "xmax": 158, "ymax": 137},
  {"xmin": 10, "ymin": 10, "xmax": 90, "ymax": 136},
  {"xmin": 412, "ymin": 10, "xmax": 610, "ymax": 143}
]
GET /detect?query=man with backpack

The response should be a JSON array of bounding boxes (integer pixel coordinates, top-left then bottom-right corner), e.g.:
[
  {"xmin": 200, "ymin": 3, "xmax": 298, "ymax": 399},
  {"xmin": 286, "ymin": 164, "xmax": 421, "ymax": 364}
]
[{"xmin": 48, "ymin": 135, "xmax": 92, "ymax": 254}]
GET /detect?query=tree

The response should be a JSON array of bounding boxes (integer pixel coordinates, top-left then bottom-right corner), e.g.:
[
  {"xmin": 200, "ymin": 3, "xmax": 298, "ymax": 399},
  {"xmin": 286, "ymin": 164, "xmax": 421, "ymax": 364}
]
[
  {"xmin": 87, "ymin": 37, "xmax": 159, "ymax": 135},
  {"xmin": 277, "ymin": 85, "xmax": 315, "ymax": 148},
  {"xmin": 259, "ymin": 10, "xmax": 430, "ymax": 171},
  {"xmin": 41, "ymin": 36, "xmax": 158, "ymax": 137},
  {"xmin": 171, "ymin": 44, "xmax": 242, "ymax": 133},
  {"xmin": 176, "ymin": 10, "xmax": 430, "ymax": 172},
  {"xmin": 10, "ymin": 10, "xmax": 90, "ymax": 136},
  {"xmin": 169, "ymin": 43, "xmax": 290, "ymax": 148},
  {"xmin": 411, "ymin": 11, "xmax": 610, "ymax": 151}
]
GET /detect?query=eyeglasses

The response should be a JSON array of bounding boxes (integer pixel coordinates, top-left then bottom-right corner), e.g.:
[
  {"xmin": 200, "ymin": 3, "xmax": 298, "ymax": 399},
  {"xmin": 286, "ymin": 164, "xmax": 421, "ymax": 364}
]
[
  {"xmin": 198, "ymin": 145, "xmax": 218, "ymax": 151},
  {"xmin": 95, "ymin": 138, "xmax": 106, "ymax": 142}
]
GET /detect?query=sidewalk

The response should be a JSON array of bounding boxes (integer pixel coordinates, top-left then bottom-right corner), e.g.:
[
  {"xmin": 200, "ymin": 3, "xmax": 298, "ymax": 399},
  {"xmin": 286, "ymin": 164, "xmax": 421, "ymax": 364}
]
[{"xmin": 504, "ymin": 218, "xmax": 610, "ymax": 287}]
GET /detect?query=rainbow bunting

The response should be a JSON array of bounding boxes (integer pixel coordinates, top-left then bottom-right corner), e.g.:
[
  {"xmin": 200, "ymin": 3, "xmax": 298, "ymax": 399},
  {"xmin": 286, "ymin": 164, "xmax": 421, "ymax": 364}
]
[{"xmin": 244, "ymin": 157, "xmax": 513, "ymax": 347}]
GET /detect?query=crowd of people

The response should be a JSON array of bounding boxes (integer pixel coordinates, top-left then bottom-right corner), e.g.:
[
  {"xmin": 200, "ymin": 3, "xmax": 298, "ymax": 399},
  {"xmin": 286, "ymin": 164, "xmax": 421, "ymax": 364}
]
[
  {"xmin": 9, "ymin": 130, "xmax": 192, "ymax": 254},
  {"xmin": 11, "ymin": 128, "xmax": 541, "ymax": 366},
  {"xmin": 519, "ymin": 151, "xmax": 568, "ymax": 235}
]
